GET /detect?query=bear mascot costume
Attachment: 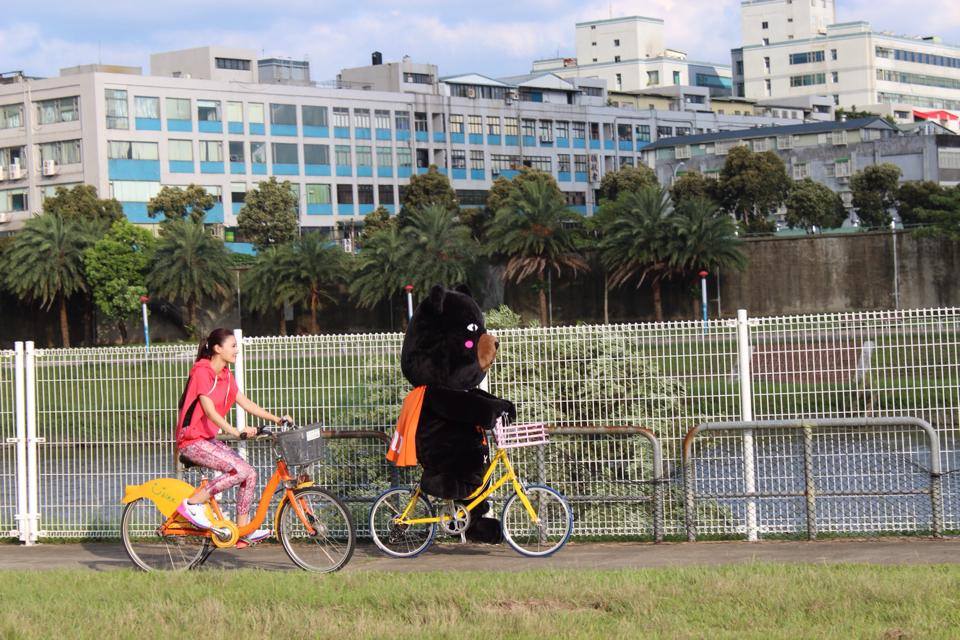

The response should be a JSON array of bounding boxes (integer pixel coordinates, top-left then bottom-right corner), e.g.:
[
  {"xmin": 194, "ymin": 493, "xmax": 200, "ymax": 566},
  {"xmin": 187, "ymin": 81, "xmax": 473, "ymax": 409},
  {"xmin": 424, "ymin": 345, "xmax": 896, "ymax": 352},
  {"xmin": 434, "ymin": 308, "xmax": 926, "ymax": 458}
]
[{"xmin": 386, "ymin": 284, "xmax": 516, "ymax": 543}]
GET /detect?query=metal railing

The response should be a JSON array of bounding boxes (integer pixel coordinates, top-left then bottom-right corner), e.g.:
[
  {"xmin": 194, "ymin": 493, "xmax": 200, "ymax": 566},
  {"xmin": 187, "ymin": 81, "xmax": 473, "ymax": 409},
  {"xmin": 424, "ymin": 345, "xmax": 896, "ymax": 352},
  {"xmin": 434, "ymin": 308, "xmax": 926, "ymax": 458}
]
[
  {"xmin": 683, "ymin": 417, "xmax": 943, "ymax": 541},
  {"xmin": 3, "ymin": 306, "xmax": 960, "ymax": 542}
]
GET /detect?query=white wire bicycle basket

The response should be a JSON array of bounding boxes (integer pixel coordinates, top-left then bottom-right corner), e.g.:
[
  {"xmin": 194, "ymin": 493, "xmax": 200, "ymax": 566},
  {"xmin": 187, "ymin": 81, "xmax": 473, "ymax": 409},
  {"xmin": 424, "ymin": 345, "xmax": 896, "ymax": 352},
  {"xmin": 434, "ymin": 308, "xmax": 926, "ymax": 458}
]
[{"xmin": 493, "ymin": 420, "xmax": 549, "ymax": 449}]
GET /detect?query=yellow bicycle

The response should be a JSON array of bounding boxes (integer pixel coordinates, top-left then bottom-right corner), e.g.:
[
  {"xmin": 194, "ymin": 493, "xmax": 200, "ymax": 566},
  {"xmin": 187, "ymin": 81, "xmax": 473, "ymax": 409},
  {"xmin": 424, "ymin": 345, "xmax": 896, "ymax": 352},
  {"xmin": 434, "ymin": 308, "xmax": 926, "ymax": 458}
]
[{"xmin": 369, "ymin": 418, "xmax": 574, "ymax": 558}]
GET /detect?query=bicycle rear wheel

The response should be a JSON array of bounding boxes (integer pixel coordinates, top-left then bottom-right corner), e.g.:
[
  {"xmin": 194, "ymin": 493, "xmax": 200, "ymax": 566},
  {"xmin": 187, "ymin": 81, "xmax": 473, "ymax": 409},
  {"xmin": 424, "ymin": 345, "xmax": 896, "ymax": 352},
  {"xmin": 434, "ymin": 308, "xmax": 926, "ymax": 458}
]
[
  {"xmin": 369, "ymin": 487, "xmax": 436, "ymax": 558},
  {"xmin": 120, "ymin": 497, "xmax": 211, "ymax": 571},
  {"xmin": 501, "ymin": 485, "xmax": 573, "ymax": 557},
  {"xmin": 278, "ymin": 488, "xmax": 356, "ymax": 573}
]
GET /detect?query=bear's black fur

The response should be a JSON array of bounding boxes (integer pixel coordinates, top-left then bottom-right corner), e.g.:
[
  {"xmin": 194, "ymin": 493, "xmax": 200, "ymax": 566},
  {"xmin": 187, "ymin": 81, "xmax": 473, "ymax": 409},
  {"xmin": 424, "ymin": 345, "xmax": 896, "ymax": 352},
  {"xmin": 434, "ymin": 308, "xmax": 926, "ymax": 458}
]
[{"xmin": 400, "ymin": 284, "xmax": 516, "ymax": 543}]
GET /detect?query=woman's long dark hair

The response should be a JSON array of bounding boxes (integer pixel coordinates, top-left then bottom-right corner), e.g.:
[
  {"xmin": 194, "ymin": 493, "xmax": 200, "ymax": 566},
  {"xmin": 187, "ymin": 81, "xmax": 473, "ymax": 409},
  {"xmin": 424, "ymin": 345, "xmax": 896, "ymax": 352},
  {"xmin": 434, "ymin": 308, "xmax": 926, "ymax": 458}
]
[{"xmin": 196, "ymin": 328, "xmax": 234, "ymax": 361}]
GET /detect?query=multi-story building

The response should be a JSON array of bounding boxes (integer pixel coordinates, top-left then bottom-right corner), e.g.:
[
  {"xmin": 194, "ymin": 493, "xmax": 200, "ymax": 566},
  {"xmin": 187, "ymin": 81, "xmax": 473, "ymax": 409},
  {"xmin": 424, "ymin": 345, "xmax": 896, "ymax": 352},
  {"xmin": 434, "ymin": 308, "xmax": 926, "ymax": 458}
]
[
  {"xmin": 610, "ymin": 85, "xmax": 834, "ymax": 121},
  {"xmin": 640, "ymin": 117, "xmax": 960, "ymax": 212},
  {"xmin": 532, "ymin": 16, "xmax": 731, "ymax": 95},
  {"xmin": 733, "ymin": 0, "xmax": 960, "ymax": 130},
  {"xmin": 0, "ymin": 46, "xmax": 800, "ymax": 241}
]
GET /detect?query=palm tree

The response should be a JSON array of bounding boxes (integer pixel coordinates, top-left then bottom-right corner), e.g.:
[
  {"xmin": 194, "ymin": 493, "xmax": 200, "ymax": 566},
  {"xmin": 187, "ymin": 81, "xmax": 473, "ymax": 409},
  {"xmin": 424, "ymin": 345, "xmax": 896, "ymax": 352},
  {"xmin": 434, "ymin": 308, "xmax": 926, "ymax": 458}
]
[
  {"xmin": 243, "ymin": 246, "xmax": 292, "ymax": 335},
  {"xmin": 402, "ymin": 203, "xmax": 478, "ymax": 295},
  {"xmin": 596, "ymin": 186, "xmax": 677, "ymax": 321},
  {"xmin": 277, "ymin": 234, "xmax": 349, "ymax": 334},
  {"xmin": 146, "ymin": 219, "xmax": 232, "ymax": 336},
  {"xmin": 670, "ymin": 197, "xmax": 747, "ymax": 281},
  {"xmin": 350, "ymin": 225, "xmax": 409, "ymax": 311},
  {"xmin": 1, "ymin": 213, "xmax": 94, "ymax": 347},
  {"xmin": 486, "ymin": 173, "xmax": 587, "ymax": 325}
]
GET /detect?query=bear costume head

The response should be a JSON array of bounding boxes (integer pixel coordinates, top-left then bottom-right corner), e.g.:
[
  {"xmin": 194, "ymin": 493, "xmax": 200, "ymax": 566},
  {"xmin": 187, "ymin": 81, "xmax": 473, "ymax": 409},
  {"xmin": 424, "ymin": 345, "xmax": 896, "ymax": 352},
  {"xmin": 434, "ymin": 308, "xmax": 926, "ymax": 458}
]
[{"xmin": 401, "ymin": 284, "xmax": 500, "ymax": 390}]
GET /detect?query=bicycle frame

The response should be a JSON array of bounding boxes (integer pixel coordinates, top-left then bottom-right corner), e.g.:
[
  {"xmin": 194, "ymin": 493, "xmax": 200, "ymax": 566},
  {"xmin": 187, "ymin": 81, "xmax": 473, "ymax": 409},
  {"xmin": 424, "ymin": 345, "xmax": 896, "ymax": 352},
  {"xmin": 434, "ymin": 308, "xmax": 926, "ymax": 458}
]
[
  {"xmin": 398, "ymin": 448, "xmax": 541, "ymax": 526},
  {"xmin": 159, "ymin": 457, "xmax": 317, "ymax": 539}
]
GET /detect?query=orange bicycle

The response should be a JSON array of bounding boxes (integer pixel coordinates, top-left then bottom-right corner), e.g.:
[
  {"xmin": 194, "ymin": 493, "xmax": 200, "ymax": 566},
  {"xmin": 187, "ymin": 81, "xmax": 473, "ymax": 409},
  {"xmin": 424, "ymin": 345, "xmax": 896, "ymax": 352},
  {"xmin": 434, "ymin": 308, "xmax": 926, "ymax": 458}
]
[{"xmin": 120, "ymin": 422, "xmax": 355, "ymax": 572}]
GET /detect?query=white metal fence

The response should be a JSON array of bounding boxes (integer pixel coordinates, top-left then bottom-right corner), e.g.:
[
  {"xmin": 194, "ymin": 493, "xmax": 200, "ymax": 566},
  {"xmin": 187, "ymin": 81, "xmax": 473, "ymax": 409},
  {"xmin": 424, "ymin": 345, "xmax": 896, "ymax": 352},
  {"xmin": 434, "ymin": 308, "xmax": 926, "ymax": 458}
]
[{"xmin": 3, "ymin": 306, "xmax": 960, "ymax": 542}]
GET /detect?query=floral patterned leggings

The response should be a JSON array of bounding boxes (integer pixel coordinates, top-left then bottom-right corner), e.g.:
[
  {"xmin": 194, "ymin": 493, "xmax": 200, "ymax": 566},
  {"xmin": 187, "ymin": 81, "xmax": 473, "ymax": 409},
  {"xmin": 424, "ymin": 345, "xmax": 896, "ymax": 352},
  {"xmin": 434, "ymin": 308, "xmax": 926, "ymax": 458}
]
[{"xmin": 179, "ymin": 439, "xmax": 257, "ymax": 518}]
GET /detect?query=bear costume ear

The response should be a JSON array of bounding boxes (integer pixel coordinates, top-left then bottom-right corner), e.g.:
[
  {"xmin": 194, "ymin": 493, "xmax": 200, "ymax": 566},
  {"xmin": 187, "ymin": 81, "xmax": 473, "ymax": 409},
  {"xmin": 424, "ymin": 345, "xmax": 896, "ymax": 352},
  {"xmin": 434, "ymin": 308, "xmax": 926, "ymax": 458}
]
[
  {"xmin": 428, "ymin": 284, "xmax": 447, "ymax": 313},
  {"xmin": 453, "ymin": 283, "xmax": 473, "ymax": 298}
]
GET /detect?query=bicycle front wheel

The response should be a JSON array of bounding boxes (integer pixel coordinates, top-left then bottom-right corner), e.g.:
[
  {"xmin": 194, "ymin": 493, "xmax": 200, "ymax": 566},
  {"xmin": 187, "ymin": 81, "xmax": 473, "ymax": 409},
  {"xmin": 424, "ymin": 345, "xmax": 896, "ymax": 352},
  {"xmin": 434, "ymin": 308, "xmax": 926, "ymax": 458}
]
[
  {"xmin": 278, "ymin": 488, "xmax": 356, "ymax": 573},
  {"xmin": 501, "ymin": 485, "xmax": 573, "ymax": 557},
  {"xmin": 369, "ymin": 487, "xmax": 436, "ymax": 558},
  {"xmin": 120, "ymin": 497, "xmax": 211, "ymax": 572}
]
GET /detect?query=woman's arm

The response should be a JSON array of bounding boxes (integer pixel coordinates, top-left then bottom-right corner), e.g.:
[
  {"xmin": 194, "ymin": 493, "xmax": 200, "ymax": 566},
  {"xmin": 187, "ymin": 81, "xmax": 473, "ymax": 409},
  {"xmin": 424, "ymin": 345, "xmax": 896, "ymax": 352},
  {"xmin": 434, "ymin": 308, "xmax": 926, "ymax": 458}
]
[
  {"xmin": 235, "ymin": 392, "xmax": 291, "ymax": 425},
  {"xmin": 198, "ymin": 395, "xmax": 243, "ymax": 437}
]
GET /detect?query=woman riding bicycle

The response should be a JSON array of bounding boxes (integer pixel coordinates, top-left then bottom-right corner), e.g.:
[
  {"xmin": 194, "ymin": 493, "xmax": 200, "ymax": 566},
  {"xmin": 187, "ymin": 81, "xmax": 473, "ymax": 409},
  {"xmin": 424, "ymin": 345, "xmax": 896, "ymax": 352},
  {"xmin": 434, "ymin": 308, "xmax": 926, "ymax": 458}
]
[{"xmin": 175, "ymin": 328, "xmax": 292, "ymax": 545}]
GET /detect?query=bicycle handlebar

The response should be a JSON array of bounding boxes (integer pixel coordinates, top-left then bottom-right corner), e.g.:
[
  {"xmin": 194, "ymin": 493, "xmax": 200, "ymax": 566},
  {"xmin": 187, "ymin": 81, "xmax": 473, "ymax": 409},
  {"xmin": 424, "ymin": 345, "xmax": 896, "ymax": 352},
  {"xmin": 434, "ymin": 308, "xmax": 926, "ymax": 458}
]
[{"xmin": 239, "ymin": 417, "xmax": 296, "ymax": 440}]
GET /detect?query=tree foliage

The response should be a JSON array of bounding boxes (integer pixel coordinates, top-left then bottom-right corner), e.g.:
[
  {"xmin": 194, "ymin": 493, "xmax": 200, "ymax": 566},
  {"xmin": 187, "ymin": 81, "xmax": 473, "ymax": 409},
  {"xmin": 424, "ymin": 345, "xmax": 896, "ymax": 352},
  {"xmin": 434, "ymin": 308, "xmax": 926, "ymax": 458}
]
[
  {"xmin": 669, "ymin": 171, "xmax": 718, "ymax": 207},
  {"xmin": 850, "ymin": 163, "xmax": 901, "ymax": 228},
  {"xmin": 402, "ymin": 203, "xmax": 479, "ymax": 295},
  {"xmin": 784, "ymin": 178, "xmax": 846, "ymax": 231},
  {"xmin": 896, "ymin": 181, "xmax": 945, "ymax": 226},
  {"xmin": 598, "ymin": 164, "xmax": 658, "ymax": 203},
  {"xmin": 717, "ymin": 146, "xmax": 790, "ymax": 231},
  {"xmin": 275, "ymin": 234, "xmax": 350, "ymax": 333},
  {"xmin": 912, "ymin": 186, "xmax": 960, "ymax": 240},
  {"xmin": 350, "ymin": 225, "xmax": 410, "ymax": 310},
  {"xmin": 147, "ymin": 184, "xmax": 215, "ymax": 224},
  {"xmin": 398, "ymin": 165, "xmax": 459, "ymax": 223},
  {"xmin": 237, "ymin": 177, "xmax": 299, "ymax": 251}
]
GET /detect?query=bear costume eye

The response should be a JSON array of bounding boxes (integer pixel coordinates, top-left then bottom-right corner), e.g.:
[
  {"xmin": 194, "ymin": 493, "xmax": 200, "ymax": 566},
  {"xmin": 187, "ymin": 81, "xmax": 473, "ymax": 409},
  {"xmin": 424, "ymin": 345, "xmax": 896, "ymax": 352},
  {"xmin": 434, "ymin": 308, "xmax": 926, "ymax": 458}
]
[{"xmin": 467, "ymin": 323, "xmax": 478, "ymax": 332}]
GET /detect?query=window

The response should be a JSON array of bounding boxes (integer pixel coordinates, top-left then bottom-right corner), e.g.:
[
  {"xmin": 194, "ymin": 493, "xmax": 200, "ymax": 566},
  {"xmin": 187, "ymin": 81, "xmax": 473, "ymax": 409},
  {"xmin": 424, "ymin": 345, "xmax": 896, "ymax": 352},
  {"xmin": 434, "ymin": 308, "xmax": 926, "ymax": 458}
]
[
  {"xmin": 469, "ymin": 150, "xmax": 484, "ymax": 171},
  {"xmin": 574, "ymin": 155, "xmax": 588, "ymax": 174},
  {"xmin": 792, "ymin": 162, "xmax": 809, "ymax": 179},
  {"xmin": 230, "ymin": 183, "xmax": 248, "ymax": 205},
  {"xmin": 107, "ymin": 141, "xmax": 158, "ymax": 160},
  {"xmin": 215, "ymin": 57, "xmax": 251, "ymax": 71},
  {"xmin": 451, "ymin": 150, "xmax": 466, "ymax": 170},
  {"xmin": 135, "ymin": 96, "xmax": 160, "ymax": 119},
  {"xmin": 414, "ymin": 112, "xmax": 428, "ymax": 133},
  {"xmin": 375, "ymin": 110, "xmax": 391, "ymax": 130},
  {"xmin": 521, "ymin": 119, "xmax": 535, "ymax": 137},
  {"xmin": 572, "ymin": 121, "xmax": 586, "ymax": 139},
  {"xmin": 647, "ymin": 71, "xmax": 659, "ymax": 86},
  {"xmin": 358, "ymin": 184, "xmax": 374, "ymax": 205},
  {"xmin": 228, "ymin": 141, "xmax": 244, "ymax": 163},
  {"xmin": 197, "ymin": 99, "xmax": 221, "ymax": 122},
  {"xmin": 306, "ymin": 184, "xmax": 332, "ymax": 205},
  {"xmin": 302, "ymin": 105, "xmax": 328, "ymax": 127},
  {"xmin": 765, "ymin": 79, "xmax": 772, "ymax": 95},
  {"xmin": 556, "ymin": 121, "xmax": 569, "ymax": 139},
  {"xmin": 540, "ymin": 120, "xmax": 553, "ymax": 141},
  {"xmin": 751, "ymin": 138, "xmax": 770, "ymax": 152},
  {"xmin": 558, "ymin": 155, "xmax": 571, "ymax": 173},
  {"xmin": 304, "ymin": 144, "xmax": 330, "ymax": 165},
  {"xmin": 403, "ymin": 72, "xmax": 433, "ymax": 84},
  {"xmin": 762, "ymin": 38, "xmax": 769, "ymax": 45},
  {"xmin": 776, "ymin": 135, "xmax": 793, "ymax": 150},
  {"xmin": 0, "ymin": 103, "xmax": 22, "ymax": 129},
  {"xmin": 397, "ymin": 147, "xmax": 412, "ymax": 168},
  {"xmin": 270, "ymin": 103, "xmax": 296, "ymax": 125},
  {"xmin": 356, "ymin": 145, "xmax": 372, "ymax": 168},
  {"xmin": 227, "ymin": 101, "xmax": 243, "ymax": 122},
  {"xmin": 416, "ymin": 149, "xmax": 429, "ymax": 168},
  {"xmin": 250, "ymin": 141, "xmax": 267, "ymax": 164},
  {"xmin": 831, "ymin": 71, "xmax": 839, "ymax": 83},
  {"xmin": 789, "ymin": 51, "xmax": 826, "ymax": 64},
  {"xmin": 395, "ymin": 111, "xmax": 410, "ymax": 131},
  {"xmin": 378, "ymin": 184, "xmax": 394, "ymax": 205},
  {"xmin": 335, "ymin": 145, "xmax": 351, "ymax": 166},
  {"xmin": 614, "ymin": 56, "xmax": 621, "ymax": 63},
  {"xmin": 200, "ymin": 140, "xmax": 222, "ymax": 162},
  {"xmin": 877, "ymin": 69, "xmax": 960, "ymax": 91},
  {"xmin": 762, "ymin": 21, "xmax": 768, "ymax": 29},
  {"xmin": 522, "ymin": 156, "xmax": 552, "ymax": 172},
  {"xmin": 939, "ymin": 150, "xmax": 960, "ymax": 169},
  {"xmin": 487, "ymin": 116, "xmax": 501, "ymax": 135},
  {"xmin": 831, "ymin": 49, "xmax": 838, "ymax": 61},
  {"xmin": 636, "ymin": 124, "xmax": 651, "ymax": 142},
  {"xmin": 834, "ymin": 159, "xmax": 851, "ymax": 178},
  {"xmin": 676, "ymin": 126, "xmax": 691, "ymax": 137},
  {"xmin": 109, "ymin": 180, "xmax": 161, "ymax": 202},
  {"xmin": 377, "ymin": 146, "xmax": 392, "ymax": 168},
  {"xmin": 332, "ymin": 107, "xmax": 350, "ymax": 128},
  {"xmin": 764, "ymin": 56, "xmax": 771, "ymax": 72},
  {"xmin": 589, "ymin": 123, "xmax": 601, "ymax": 141},
  {"xmin": 614, "ymin": 39, "xmax": 620, "ymax": 46},
  {"xmin": 450, "ymin": 114, "xmax": 464, "ymax": 134},
  {"xmin": 491, "ymin": 154, "xmax": 520, "ymax": 175},
  {"xmin": 657, "ymin": 126, "xmax": 673, "ymax": 138},
  {"xmin": 169, "ymin": 139, "xmax": 194, "ymax": 161},
  {"xmin": 673, "ymin": 71, "xmax": 681, "ymax": 85},
  {"xmin": 272, "ymin": 143, "xmax": 298, "ymax": 164},
  {"xmin": 105, "ymin": 90, "xmax": 128, "ymax": 129},
  {"xmin": 355, "ymin": 109, "xmax": 371, "ymax": 129},
  {"xmin": 38, "ymin": 139, "xmax": 81, "ymax": 165},
  {"xmin": 248, "ymin": 103, "xmax": 265, "ymax": 124},
  {"xmin": 337, "ymin": 184, "xmax": 353, "ymax": 204},
  {"xmin": 505, "ymin": 117, "xmax": 519, "ymax": 136},
  {"xmin": 468, "ymin": 115, "xmax": 483, "ymax": 135},
  {"xmin": 790, "ymin": 73, "xmax": 826, "ymax": 87},
  {"xmin": 166, "ymin": 97, "xmax": 191, "ymax": 120}
]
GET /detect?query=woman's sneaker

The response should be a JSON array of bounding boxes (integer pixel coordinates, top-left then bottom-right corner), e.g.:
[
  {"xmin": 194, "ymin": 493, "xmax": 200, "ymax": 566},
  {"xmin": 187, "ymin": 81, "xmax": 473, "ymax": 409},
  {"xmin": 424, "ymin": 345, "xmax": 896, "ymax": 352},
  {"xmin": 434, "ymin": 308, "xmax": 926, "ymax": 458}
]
[
  {"xmin": 241, "ymin": 529, "xmax": 271, "ymax": 545},
  {"xmin": 176, "ymin": 499, "xmax": 214, "ymax": 530}
]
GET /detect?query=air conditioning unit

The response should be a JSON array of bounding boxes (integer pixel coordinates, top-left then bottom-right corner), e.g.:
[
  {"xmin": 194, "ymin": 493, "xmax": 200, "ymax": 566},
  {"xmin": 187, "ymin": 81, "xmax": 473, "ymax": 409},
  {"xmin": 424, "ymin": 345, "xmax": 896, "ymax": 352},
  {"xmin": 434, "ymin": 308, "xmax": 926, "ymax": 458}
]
[
  {"xmin": 0, "ymin": 212, "xmax": 10, "ymax": 224},
  {"xmin": 42, "ymin": 159, "xmax": 59, "ymax": 176},
  {"xmin": 466, "ymin": 87, "xmax": 477, "ymax": 99},
  {"xmin": 8, "ymin": 163, "xmax": 23, "ymax": 180}
]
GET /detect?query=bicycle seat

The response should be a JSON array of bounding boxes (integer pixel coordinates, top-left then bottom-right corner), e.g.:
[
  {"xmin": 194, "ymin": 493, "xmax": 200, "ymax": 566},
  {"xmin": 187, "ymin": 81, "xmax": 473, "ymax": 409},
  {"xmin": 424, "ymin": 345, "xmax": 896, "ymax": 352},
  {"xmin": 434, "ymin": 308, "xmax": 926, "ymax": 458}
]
[{"xmin": 178, "ymin": 454, "xmax": 199, "ymax": 470}]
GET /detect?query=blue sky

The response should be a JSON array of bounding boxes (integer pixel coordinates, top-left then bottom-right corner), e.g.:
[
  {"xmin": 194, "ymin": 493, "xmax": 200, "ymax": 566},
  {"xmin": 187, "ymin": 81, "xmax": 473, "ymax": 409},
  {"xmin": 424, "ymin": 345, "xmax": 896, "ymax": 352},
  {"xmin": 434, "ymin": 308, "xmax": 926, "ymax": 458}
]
[{"xmin": 3, "ymin": 1, "xmax": 959, "ymax": 80}]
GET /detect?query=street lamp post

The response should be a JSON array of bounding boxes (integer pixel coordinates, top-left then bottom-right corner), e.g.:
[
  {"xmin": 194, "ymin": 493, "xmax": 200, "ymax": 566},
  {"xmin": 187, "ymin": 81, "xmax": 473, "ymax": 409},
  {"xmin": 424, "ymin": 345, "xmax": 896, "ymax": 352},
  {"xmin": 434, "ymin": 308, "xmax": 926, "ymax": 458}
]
[
  {"xmin": 140, "ymin": 295, "xmax": 151, "ymax": 349},
  {"xmin": 404, "ymin": 285, "xmax": 414, "ymax": 320},
  {"xmin": 698, "ymin": 270, "xmax": 709, "ymax": 334}
]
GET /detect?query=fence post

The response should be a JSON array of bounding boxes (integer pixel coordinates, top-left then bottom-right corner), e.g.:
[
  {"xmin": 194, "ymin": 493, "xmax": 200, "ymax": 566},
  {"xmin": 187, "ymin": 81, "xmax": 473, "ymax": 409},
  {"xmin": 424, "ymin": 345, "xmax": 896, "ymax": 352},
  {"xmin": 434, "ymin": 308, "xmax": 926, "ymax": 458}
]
[
  {"xmin": 24, "ymin": 341, "xmax": 39, "ymax": 544},
  {"xmin": 13, "ymin": 342, "xmax": 29, "ymax": 544},
  {"xmin": 802, "ymin": 424, "xmax": 817, "ymax": 540},
  {"xmin": 234, "ymin": 329, "xmax": 247, "ymax": 462},
  {"xmin": 736, "ymin": 309, "xmax": 758, "ymax": 541}
]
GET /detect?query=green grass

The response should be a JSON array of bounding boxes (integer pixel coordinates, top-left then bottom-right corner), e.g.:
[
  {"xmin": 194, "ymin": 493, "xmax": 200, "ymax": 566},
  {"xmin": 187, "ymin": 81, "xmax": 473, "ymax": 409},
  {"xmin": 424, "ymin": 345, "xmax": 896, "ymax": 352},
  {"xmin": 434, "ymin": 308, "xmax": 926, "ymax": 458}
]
[{"xmin": 1, "ymin": 565, "xmax": 959, "ymax": 639}]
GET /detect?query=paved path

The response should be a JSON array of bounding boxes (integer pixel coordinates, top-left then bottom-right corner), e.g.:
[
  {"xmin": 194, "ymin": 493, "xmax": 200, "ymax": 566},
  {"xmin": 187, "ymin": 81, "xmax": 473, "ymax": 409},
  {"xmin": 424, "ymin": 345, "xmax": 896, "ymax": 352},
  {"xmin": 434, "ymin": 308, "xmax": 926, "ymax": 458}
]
[{"xmin": 2, "ymin": 538, "xmax": 959, "ymax": 572}]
